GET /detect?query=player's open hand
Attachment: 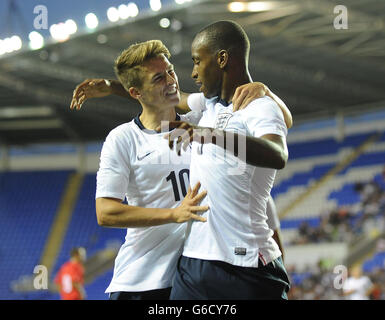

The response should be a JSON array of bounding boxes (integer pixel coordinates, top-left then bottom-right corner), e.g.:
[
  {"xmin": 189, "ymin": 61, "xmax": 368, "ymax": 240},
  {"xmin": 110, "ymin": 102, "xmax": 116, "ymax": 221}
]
[
  {"xmin": 232, "ymin": 82, "xmax": 270, "ymax": 112},
  {"xmin": 172, "ymin": 182, "xmax": 208, "ymax": 223},
  {"xmin": 70, "ymin": 79, "xmax": 112, "ymax": 110}
]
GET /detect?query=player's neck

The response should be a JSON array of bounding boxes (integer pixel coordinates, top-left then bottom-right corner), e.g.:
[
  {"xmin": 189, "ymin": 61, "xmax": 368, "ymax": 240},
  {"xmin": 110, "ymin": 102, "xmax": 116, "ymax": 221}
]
[
  {"xmin": 221, "ymin": 67, "xmax": 252, "ymax": 104},
  {"xmin": 140, "ymin": 107, "xmax": 176, "ymax": 130}
]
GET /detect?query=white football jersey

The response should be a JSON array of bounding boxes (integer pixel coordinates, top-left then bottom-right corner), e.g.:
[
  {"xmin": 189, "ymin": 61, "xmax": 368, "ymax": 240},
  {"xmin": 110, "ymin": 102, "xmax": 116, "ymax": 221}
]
[
  {"xmin": 96, "ymin": 112, "xmax": 201, "ymax": 293},
  {"xmin": 266, "ymin": 195, "xmax": 280, "ymax": 231},
  {"xmin": 343, "ymin": 276, "xmax": 372, "ymax": 300},
  {"xmin": 184, "ymin": 93, "xmax": 287, "ymax": 267}
]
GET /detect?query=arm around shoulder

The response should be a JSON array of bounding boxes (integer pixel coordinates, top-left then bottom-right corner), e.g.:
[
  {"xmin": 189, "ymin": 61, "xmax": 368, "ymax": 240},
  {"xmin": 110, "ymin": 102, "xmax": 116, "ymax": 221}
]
[{"xmin": 266, "ymin": 89, "xmax": 293, "ymax": 129}]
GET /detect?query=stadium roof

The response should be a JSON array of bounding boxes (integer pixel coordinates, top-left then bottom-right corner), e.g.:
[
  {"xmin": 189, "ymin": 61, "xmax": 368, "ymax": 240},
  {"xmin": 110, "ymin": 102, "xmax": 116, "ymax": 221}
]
[{"xmin": 0, "ymin": 0, "xmax": 384, "ymax": 145}]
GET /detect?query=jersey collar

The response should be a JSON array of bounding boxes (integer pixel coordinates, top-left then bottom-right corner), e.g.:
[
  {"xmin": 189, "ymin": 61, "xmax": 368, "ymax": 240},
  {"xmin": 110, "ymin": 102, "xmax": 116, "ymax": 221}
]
[
  {"xmin": 134, "ymin": 113, "xmax": 181, "ymax": 132},
  {"xmin": 217, "ymin": 98, "xmax": 230, "ymax": 107}
]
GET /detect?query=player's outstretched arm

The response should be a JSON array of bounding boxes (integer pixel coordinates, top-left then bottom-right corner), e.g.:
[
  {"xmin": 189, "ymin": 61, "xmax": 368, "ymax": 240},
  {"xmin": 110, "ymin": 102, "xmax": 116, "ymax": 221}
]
[
  {"xmin": 70, "ymin": 78, "xmax": 194, "ymax": 113},
  {"xmin": 165, "ymin": 122, "xmax": 288, "ymax": 169},
  {"xmin": 70, "ymin": 79, "xmax": 130, "ymax": 110},
  {"xmin": 181, "ymin": 82, "xmax": 293, "ymax": 129},
  {"xmin": 266, "ymin": 89, "xmax": 293, "ymax": 129},
  {"xmin": 70, "ymin": 79, "xmax": 292, "ymax": 130},
  {"xmin": 96, "ymin": 182, "xmax": 208, "ymax": 228}
]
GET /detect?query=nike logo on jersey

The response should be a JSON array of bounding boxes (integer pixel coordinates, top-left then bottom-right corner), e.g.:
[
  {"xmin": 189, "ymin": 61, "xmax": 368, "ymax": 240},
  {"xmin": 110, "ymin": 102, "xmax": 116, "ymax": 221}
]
[{"xmin": 137, "ymin": 151, "xmax": 154, "ymax": 161}]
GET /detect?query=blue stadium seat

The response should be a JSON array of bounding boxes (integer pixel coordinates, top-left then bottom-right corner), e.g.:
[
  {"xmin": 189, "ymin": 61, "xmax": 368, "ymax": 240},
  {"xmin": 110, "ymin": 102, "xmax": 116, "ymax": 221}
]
[
  {"xmin": 287, "ymin": 132, "xmax": 374, "ymax": 160},
  {"xmin": 328, "ymin": 183, "xmax": 361, "ymax": 206},
  {"xmin": 363, "ymin": 252, "xmax": 385, "ymax": 273},
  {"xmin": 0, "ymin": 170, "xmax": 72, "ymax": 300}
]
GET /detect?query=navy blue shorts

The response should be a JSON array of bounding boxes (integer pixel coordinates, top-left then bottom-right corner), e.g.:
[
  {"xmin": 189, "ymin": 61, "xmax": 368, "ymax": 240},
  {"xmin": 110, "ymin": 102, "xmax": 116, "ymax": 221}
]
[
  {"xmin": 170, "ymin": 256, "xmax": 290, "ymax": 300},
  {"xmin": 109, "ymin": 287, "xmax": 171, "ymax": 300}
]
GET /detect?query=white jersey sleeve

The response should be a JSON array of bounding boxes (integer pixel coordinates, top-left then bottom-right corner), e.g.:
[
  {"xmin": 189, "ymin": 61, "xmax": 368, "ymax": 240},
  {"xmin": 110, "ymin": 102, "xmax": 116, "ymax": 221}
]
[
  {"xmin": 265, "ymin": 196, "xmax": 280, "ymax": 230},
  {"xmin": 241, "ymin": 96, "xmax": 288, "ymax": 138},
  {"xmin": 181, "ymin": 111, "xmax": 203, "ymax": 125},
  {"xmin": 96, "ymin": 127, "xmax": 131, "ymax": 200},
  {"xmin": 187, "ymin": 92, "xmax": 206, "ymax": 112}
]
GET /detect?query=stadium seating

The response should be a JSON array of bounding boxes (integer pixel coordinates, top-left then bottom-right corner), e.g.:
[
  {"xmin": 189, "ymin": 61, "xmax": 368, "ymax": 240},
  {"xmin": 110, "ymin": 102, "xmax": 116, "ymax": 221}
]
[
  {"xmin": 363, "ymin": 251, "xmax": 385, "ymax": 273},
  {"xmin": 280, "ymin": 129, "xmax": 384, "ymax": 298},
  {"xmin": 0, "ymin": 170, "xmax": 72, "ymax": 300},
  {"xmin": 0, "ymin": 171, "xmax": 124, "ymax": 300},
  {"xmin": 276, "ymin": 128, "xmax": 385, "ymax": 246}
]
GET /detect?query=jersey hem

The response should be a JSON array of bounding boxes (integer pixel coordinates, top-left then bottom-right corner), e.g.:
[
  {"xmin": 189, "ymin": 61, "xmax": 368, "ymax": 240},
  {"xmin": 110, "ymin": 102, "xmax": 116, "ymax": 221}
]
[
  {"xmin": 182, "ymin": 251, "xmax": 260, "ymax": 268},
  {"xmin": 105, "ymin": 280, "xmax": 172, "ymax": 293},
  {"xmin": 182, "ymin": 250, "xmax": 282, "ymax": 268}
]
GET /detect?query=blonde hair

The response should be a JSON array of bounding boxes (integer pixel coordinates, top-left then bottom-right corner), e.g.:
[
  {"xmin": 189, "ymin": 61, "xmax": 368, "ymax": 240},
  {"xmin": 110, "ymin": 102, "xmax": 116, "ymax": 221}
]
[{"xmin": 114, "ymin": 40, "xmax": 171, "ymax": 91}]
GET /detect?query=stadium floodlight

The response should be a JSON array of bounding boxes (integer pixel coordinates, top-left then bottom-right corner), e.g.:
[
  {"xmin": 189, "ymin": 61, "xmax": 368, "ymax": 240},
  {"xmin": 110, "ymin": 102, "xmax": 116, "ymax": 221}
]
[
  {"xmin": 228, "ymin": 1, "xmax": 276, "ymax": 12},
  {"xmin": 150, "ymin": 0, "xmax": 162, "ymax": 12},
  {"xmin": 85, "ymin": 13, "xmax": 99, "ymax": 29},
  {"xmin": 107, "ymin": 7, "xmax": 120, "ymax": 22},
  {"xmin": 50, "ymin": 23, "xmax": 70, "ymax": 42},
  {"xmin": 247, "ymin": 1, "xmax": 276, "ymax": 11},
  {"xmin": 228, "ymin": 2, "xmax": 246, "ymax": 12},
  {"xmin": 64, "ymin": 19, "xmax": 77, "ymax": 35},
  {"xmin": 159, "ymin": 18, "xmax": 170, "ymax": 28},
  {"xmin": 3, "ymin": 38, "xmax": 13, "ymax": 53},
  {"xmin": 0, "ymin": 35, "xmax": 23, "ymax": 55},
  {"xmin": 10, "ymin": 36, "xmax": 22, "ymax": 51},
  {"xmin": 118, "ymin": 4, "xmax": 130, "ymax": 19},
  {"xmin": 29, "ymin": 31, "xmax": 44, "ymax": 50},
  {"xmin": 127, "ymin": 2, "xmax": 139, "ymax": 17},
  {"xmin": 0, "ymin": 39, "xmax": 4, "ymax": 55}
]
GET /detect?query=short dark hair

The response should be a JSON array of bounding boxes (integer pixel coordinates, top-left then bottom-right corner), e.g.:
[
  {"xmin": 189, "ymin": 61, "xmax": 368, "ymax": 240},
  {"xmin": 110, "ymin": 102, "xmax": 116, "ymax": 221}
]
[
  {"xmin": 70, "ymin": 247, "xmax": 83, "ymax": 258},
  {"xmin": 195, "ymin": 20, "xmax": 250, "ymax": 60}
]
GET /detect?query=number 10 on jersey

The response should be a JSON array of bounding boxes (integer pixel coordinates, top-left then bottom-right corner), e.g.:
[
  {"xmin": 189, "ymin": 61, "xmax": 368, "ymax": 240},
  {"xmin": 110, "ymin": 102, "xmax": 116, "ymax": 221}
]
[{"xmin": 166, "ymin": 169, "xmax": 190, "ymax": 201}]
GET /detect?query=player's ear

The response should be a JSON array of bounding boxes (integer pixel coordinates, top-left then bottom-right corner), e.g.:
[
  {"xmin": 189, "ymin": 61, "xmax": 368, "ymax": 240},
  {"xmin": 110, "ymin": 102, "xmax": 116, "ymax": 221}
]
[
  {"xmin": 217, "ymin": 50, "xmax": 228, "ymax": 69},
  {"xmin": 128, "ymin": 87, "xmax": 141, "ymax": 100}
]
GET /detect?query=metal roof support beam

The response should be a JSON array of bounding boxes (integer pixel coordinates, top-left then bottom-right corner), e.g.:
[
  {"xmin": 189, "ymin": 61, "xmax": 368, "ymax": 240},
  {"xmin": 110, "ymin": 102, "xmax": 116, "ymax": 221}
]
[
  {"xmin": 5, "ymin": 58, "xmax": 102, "ymax": 83},
  {"xmin": 0, "ymin": 72, "xmax": 121, "ymax": 127},
  {"xmin": 250, "ymin": 56, "xmax": 383, "ymax": 99}
]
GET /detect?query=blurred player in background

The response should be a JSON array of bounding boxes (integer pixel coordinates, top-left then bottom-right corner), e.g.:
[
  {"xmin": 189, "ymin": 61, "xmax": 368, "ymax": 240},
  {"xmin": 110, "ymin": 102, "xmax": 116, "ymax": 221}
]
[
  {"xmin": 342, "ymin": 265, "xmax": 374, "ymax": 300},
  {"xmin": 54, "ymin": 247, "xmax": 86, "ymax": 300}
]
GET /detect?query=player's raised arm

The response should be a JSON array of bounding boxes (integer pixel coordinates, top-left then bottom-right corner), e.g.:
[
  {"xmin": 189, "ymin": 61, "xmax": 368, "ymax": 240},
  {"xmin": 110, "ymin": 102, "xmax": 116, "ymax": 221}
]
[
  {"xmin": 70, "ymin": 79, "xmax": 130, "ymax": 110},
  {"xmin": 70, "ymin": 77, "xmax": 293, "ymax": 130},
  {"xmin": 182, "ymin": 82, "xmax": 293, "ymax": 128},
  {"xmin": 70, "ymin": 77, "xmax": 195, "ymax": 114},
  {"xmin": 266, "ymin": 88, "xmax": 293, "ymax": 129},
  {"xmin": 166, "ymin": 121, "xmax": 288, "ymax": 170},
  {"xmin": 232, "ymin": 82, "xmax": 293, "ymax": 129}
]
